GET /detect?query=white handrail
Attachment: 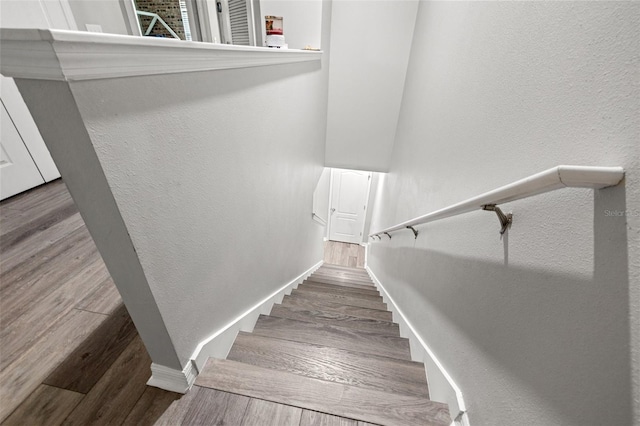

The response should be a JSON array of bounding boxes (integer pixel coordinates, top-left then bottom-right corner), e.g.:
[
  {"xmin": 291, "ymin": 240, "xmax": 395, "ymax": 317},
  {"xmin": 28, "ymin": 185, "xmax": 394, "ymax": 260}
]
[{"xmin": 370, "ymin": 165, "xmax": 624, "ymax": 238}]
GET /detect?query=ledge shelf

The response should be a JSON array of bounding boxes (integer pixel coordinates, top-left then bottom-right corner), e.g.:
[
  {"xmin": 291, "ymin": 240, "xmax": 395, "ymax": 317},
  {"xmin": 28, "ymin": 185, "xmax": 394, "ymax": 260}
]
[{"xmin": 0, "ymin": 28, "xmax": 322, "ymax": 82}]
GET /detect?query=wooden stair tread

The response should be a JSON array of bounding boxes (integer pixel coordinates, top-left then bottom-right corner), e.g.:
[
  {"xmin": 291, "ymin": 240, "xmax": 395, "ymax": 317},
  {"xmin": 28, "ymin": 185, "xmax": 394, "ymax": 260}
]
[
  {"xmin": 318, "ymin": 264, "xmax": 368, "ymax": 274},
  {"xmin": 311, "ymin": 270, "xmax": 373, "ymax": 285},
  {"xmin": 269, "ymin": 304, "xmax": 399, "ymax": 336},
  {"xmin": 312, "ymin": 270, "xmax": 373, "ymax": 282},
  {"xmin": 228, "ymin": 332, "xmax": 429, "ymax": 398},
  {"xmin": 196, "ymin": 358, "xmax": 449, "ymax": 426},
  {"xmin": 300, "ymin": 282, "xmax": 382, "ymax": 298},
  {"xmin": 253, "ymin": 315, "xmax": 411, "ymax": 361},
  {"xmin": 306, "ymin": 278, "xmax": 376, "ymax": 292},
  {"xmin": 312, "ymin": 277, "xmax": 372, "ymax": 286},
  {"xmin": 301, "ymin": 410, "xmax": 365, "ymax": 425},
  {"xmin": 315, "ymin": 270, "xmax": 371, "ymax": 282},
  {"xmin": 291, "ymin": 288, "xmax": 387, "ymax": 311},
  {"xmin": 281, "ymin": 295, "xmax": 393, "ymax": 322},
  {"xmin": 307, "ymin": 275, "xmax": 378, "ymax": 290}
]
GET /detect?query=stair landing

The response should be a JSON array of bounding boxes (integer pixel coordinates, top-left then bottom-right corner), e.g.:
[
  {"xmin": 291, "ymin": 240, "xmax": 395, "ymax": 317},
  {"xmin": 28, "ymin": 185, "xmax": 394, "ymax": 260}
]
[{"xmin": 157, "ymin": 264, "xmax": 450, "ymax": 425}]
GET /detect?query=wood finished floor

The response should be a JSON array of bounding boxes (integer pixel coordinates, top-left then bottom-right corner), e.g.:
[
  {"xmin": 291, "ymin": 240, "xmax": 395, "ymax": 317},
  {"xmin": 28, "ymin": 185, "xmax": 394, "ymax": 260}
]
[
  {"xmin": 0, "ymin": 180, "xmax": 180, "ymax": 425},
  {"xmin": 1, "ymin": 182, "xmax": 447, "ymax": 425},
  {"xmin": 323, "ymin": 241, "xmax": 365, "ymax": 268}
]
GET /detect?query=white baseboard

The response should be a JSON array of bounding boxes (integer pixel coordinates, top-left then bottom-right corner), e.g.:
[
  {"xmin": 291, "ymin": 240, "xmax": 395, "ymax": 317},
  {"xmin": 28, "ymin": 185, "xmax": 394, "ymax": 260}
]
[
  {"xmin": 147, "ymin": 361, "xmax": 197, "ymax": 394},
  {"xmin": 365, "ymin": 266, "xmax": 469, "ymax": 426},
  {"xmin": 190, "ymin": 260, "xmax": 324, "ymax": 372}
]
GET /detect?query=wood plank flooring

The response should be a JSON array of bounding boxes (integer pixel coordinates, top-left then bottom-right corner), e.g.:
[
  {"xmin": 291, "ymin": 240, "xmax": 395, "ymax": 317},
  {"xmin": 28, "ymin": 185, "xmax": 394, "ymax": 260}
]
[
  {"xmin": 323, "ymin": 241, "xmax": 365, "ymax": 268},
  {"xmin": 2, "ymin": 181, "xmax": 448, "ymax": 425},
  {"xmin": 43, "ymin": 303, "xmax": 138, "ymax": 394},
  {"xmin": 0, "ymin": 180, "xmax": 180, "ymax": 425},
  {"xmin": 1, "ymin": 385, "xmax": 84, "ymax": 426}
]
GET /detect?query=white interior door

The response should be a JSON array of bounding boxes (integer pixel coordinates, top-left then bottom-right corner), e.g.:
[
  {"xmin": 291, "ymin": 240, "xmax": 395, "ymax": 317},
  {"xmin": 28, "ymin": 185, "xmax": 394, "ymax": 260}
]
[
  {"xmin": 0, "ymin": 102, "xmax": 45, "ymax": 199},
  {"xmin": 328, "ymin": 169, "xmax": 371, "ymax": 244},
  {"xmin": 0, "ymin": 0, "xmax": 69, "ymax": 200}
]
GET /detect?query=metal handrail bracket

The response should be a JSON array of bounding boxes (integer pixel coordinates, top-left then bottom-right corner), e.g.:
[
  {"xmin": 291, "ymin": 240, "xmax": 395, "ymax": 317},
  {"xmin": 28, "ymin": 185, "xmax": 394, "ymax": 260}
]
[
  {"xmin": 406, "ymin": 226, "xmax": 419, "ymax": 239},
  {"xmin": 370, "ymin": 165, "xmax": 624, "ymax": 239},
  {"xmin": 481, "ymin": 204, "xmax": 512, "ymax": 235}
]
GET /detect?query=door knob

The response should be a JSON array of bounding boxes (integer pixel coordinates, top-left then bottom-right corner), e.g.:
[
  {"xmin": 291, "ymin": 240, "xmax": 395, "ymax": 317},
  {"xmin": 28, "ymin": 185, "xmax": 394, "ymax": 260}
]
[{"xmin": 331, "ymin": 208, "xmax": 336, "ymax": 213}]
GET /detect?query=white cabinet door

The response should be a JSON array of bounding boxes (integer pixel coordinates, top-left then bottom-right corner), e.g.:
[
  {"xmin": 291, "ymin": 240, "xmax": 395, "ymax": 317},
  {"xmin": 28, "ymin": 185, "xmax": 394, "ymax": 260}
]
[
  {"xmin": 328, "ymin": 169, "xmax": 371, "ymax": 244},
  {"xmin": 0, "ymin": 102, "xmax": 45, "ymax": 199}
]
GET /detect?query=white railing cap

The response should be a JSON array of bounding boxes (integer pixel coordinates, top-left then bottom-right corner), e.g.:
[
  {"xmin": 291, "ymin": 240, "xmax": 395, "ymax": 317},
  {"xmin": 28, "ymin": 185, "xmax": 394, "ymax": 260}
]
[{"xmin": 0, "ymin": 28, "xmax": 322, "ymax": 82}]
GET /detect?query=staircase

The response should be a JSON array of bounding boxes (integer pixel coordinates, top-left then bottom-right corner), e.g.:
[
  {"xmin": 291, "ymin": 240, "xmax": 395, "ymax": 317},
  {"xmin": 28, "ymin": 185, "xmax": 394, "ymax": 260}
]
[{"xmin": 158, "ymin": 264, "xmax": 450, "ymax": 425}]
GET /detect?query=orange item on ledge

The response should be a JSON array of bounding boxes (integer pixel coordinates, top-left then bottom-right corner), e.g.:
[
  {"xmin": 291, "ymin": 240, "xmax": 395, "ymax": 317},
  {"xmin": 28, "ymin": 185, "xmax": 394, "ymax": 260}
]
[{"xmin": 265, "ymin": 16, "xmax": 283, "ymax": 36}]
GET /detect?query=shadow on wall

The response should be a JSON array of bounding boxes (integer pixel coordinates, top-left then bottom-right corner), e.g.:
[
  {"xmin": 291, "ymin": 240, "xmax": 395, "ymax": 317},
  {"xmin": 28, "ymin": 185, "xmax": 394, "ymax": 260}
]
[
  {"xmin": 71, "ymin": 59, "xmax": 322, "ymax": 118},
  {"xmin": 370, "ymin": 184, "xmax": 631, "ymax": 425}
]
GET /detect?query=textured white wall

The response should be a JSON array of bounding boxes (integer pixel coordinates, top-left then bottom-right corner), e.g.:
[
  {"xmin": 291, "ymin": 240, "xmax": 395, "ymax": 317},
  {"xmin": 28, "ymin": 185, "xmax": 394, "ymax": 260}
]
[
  {"xmin": 68, "ymin": 0, "xmax": 131, "ymax": 35},
  {"xmin": 74, "ymin": 62, "xmax": 328, "ymax": 366},
  {"xmin": 368, "ymin": 2, "xmax": 639, "ymax": 425},
  {"xmin": 18, "ymin": 58, "xmax": 329, "ymax": 370},
  {"xmin": 324, "ymin": 0, "xmax": 417, "ymax": 172},
  {"xmin": 0, "ymin": 0, "xmax": 132, "ymax": 35},
  {"xmin": 0, "ymin": 1, "xmax": 51, "ymax": 28}
]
